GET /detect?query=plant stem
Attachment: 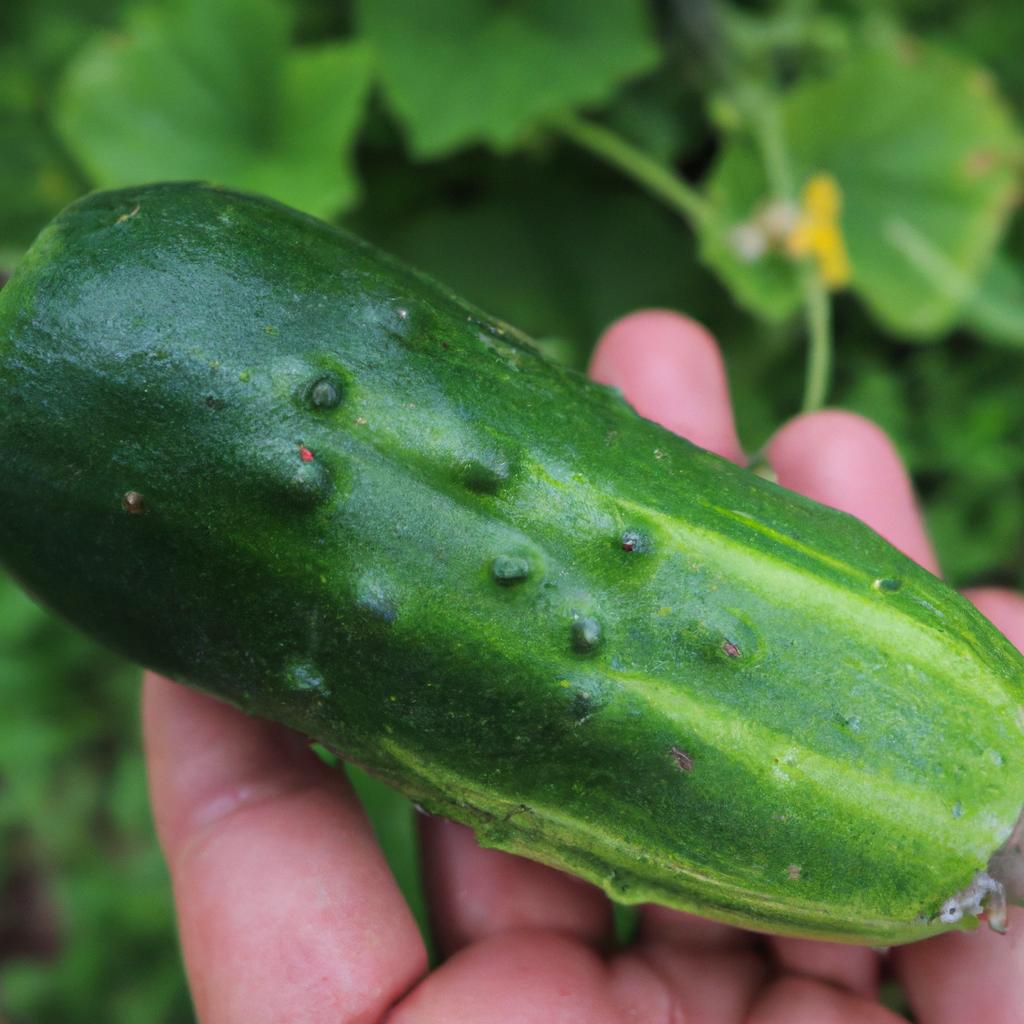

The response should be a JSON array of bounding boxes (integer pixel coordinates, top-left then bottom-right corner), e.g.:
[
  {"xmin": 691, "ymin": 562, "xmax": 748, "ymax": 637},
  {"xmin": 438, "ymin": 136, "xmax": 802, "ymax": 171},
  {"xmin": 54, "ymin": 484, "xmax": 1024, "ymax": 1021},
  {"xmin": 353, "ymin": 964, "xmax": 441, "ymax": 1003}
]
[
  {"xmin": 800, "ymin": 267, "xmax": 831, "ymax": 411},
  {"xmin": 743, "ymin": 87, "xmax": 834, "ymax": 412},
  {"xmin": 556, "ymin": 115, "xmax": 713, "ymax": 230},
  {"xmin": 560, "ymin": 98, "xmax": 835, "ymax": 412},
  {"xmin": 745, "ymin": 88, "xmax": 795, "ymax": 201}
]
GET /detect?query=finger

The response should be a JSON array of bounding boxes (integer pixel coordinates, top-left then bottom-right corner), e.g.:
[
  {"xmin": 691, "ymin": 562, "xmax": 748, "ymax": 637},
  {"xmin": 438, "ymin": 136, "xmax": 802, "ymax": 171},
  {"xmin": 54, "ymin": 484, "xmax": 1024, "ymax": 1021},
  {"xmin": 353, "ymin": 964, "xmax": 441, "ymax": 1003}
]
[
  {"xmin": 388, "ymin": 929, "xmax": 764, "ymax": 1024},
  {"xmin": 588, "ymin": 309, "xmax": 746, "ymax": 464},
  {"xmin": 387, "ymin": 931, "xmax": 621, "ymax": 1024},
  {"xmin": 893, "ymin": 912, "xmax": 1024, "ymax": 1024},
  {"xmin": 638, "ymin": 905, "xmax": 754, "ymax": 951},
  {"xmin": 770, "ymin": 937, "xmax": 879, "ymax": 998},
  {"xmin": 892, "ymin": 587, "xmax": 1024, "ymax": 1024},
  {"xmin": 747, "ymin": 976, "xmax": 907, "ymax": 1023},
  {"xmin": 766, "ymin": 410, "xmax": 940, "ymax": 573},
  {"xmin": 418, "ymin": 818, "xmax": 612, "ymax": 955},
  {"xmin": 610, "ymin": 940, "xmax": 768, "ymax": 1023},
  {"xmin": 144, "ymin": 674, "xmax": 426, "ymax": 1024}
]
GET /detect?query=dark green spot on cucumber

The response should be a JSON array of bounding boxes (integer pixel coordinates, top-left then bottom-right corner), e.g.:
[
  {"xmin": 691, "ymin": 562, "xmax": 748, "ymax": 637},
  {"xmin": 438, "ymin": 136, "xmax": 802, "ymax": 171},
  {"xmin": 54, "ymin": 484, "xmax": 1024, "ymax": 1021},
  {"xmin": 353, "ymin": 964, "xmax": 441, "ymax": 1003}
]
[
  {"xmin": 355, "ymin": 575, "xmax": 397, "ymax": 624},
  {"xmin": 286, "ymin": 458, "xmax": 332, "ymax": 508},
  {"xmin": 571, "ymin": 615, "xmax": 602, "ymax": 653},
  {"xmin": 461, "ymin": 450, "xmax": 514, "ymax": 494},
  {"xmin": 558, "ymin": 674, "xmax": 612, "ymax": 725},
  {"xmin": 287, "ymin": 662, "xmax": 327, "ymax": 694},
  {"xmin": 306, "ymin": 377, "xmax": 342, "ymax": 411},
  {"xmin": 491, "ymin": 555, "xmax": 530, "ymax": 584}
]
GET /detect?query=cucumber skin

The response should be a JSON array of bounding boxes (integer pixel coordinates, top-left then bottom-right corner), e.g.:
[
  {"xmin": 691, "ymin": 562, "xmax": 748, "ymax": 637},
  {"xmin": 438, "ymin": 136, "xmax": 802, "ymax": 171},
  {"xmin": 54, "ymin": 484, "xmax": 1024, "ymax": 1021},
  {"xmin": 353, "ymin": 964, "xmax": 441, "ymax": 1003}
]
[{"xmin": 1, "ymin": 183, "xmax": 1022, "ymax": 945}]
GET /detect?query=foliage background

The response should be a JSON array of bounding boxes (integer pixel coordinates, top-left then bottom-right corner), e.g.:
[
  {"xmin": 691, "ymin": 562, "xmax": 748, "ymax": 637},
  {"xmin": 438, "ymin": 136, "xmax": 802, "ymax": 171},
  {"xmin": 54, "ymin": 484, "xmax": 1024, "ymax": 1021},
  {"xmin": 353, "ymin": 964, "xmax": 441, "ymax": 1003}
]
[{"xmin": 2, "ymin": 0, "xmax": 1023, "ymax": 1020}]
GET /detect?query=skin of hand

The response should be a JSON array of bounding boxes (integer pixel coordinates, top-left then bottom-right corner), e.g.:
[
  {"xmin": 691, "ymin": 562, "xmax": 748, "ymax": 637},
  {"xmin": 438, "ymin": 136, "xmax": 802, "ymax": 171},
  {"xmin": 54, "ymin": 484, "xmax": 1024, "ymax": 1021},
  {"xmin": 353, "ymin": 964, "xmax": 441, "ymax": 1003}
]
[{"xmin": 142, "ymin": 310, "xmax": 1024, "ymax": 1024}]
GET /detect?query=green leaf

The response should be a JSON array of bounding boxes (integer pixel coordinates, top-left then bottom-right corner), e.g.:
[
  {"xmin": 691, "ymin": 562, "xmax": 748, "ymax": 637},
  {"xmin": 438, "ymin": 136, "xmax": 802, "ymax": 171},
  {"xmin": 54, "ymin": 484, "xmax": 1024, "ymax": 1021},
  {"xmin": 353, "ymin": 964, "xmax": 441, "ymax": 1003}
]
[
  {"xmin": 0, "ymin": 569, "xmax": 188, "ymax": 1022},
  {"xmin": 0, "ymin": 108, "xmax": 81, "ymax": 257},
  {"xmin": 905, "ymin": 1, "xmax": 1024, "ymax": 111},
  {"xmin": 587, "ymin": 65, "xmax": 709, "ymax": 167},
  {"xmin": 357, "ymin": 0, "xmax": 659, "ymax": 157},
  {"xmin": 702, "ymin": 43, "xmax": 1022, "ymax": 338},
  {"xmin": 0, "ymin": 0, "xmax": 136, "ymax": 83},
  {"xmin": 962, "ymin": 251, "xmax": 1024, "ymax": 348},
  {"xmin": 0, "ymin": 0, "xmax": 127, "ymax": 253},
  {"xmin": 350, "ymin": 155, "xmax": 738, "ymax": 367},
  {"xmin": 54, "ymin": 0, "xmax": 372, "ymax": 219}
]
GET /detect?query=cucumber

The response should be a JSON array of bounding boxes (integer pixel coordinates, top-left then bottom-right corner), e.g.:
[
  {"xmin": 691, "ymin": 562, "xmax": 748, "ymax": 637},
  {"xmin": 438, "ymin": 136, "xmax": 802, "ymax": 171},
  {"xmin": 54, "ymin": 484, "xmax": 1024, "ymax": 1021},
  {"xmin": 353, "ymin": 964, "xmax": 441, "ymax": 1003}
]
[{"xmin": 1, "ymin": 182, "xmax": 1021, "ymax": 944}]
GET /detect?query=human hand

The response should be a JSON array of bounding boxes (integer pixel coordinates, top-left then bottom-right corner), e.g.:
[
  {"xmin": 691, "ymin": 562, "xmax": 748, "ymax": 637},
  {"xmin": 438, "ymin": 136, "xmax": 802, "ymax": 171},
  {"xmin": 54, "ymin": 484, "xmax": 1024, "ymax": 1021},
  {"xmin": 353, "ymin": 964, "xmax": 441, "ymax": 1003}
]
[{"xmin": 143, "ymin": 310, "xmax": 1024, "ymax": 1023}]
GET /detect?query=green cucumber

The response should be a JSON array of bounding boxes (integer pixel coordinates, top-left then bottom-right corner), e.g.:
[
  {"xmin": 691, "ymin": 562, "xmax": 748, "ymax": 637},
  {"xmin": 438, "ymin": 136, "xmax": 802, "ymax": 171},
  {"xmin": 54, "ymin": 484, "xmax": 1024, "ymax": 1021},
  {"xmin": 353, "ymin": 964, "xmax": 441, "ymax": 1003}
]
[{"xmin": 1, "ymin": 182, "xmax": 1022, "ymax": 945}]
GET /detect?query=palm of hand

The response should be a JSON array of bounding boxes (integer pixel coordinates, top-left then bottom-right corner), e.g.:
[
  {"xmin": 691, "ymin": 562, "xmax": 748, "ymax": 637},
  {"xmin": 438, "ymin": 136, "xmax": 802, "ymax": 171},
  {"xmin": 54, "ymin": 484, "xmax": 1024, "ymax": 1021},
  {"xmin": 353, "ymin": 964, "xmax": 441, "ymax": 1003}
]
[{"xmin": 144, "ymin": 311, "xmax": 1024, "ymax": 1023}]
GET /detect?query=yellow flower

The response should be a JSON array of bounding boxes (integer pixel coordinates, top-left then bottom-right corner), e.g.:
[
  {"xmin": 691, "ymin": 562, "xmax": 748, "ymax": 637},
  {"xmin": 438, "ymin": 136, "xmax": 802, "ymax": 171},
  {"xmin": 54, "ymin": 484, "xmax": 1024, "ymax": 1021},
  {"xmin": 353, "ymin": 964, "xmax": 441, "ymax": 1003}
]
[{"xmin": 786, "ymin": 174, "xmax": 851, "ymax": 289}]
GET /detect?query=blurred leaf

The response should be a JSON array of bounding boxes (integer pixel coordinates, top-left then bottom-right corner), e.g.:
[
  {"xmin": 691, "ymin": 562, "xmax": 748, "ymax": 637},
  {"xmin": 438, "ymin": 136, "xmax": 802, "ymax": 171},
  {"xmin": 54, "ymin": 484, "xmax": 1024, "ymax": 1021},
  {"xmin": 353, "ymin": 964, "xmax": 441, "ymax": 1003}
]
[
  {"xmin": 0, "ymin": 573, "xmax": 190, "ymax": 1023},
  {"xmin": 599, "ymin": 64, "xmax": 710, "ymax": 166},
  {"xmin": 901, "ymin": 0, "xmax": 1024, "ymax": 110},
  {"xmin": 879, "ymin": 978, "xmax": 912, "ymax": 1016},
  {"xmin": 0, "ymin": 0, "xmax": 131, "ymax": 253},
  {"xmin": 834, "ymin": 338, "xmax": 1024, "ymax": 588},
  {"xmin": 351, "ymin": 153, "xmax": 738, "ymax": 366},
  {"xmin": 357, "ymin": 0, "xmax": 659, "ymax": 157},
  {"xmin": 962, "ymin": 251, "xmax": 1024, "ymax": 348},
  {"xmin": 0, "ymin": 111, "xmax": 80, "ymax": 257},
  {"xmin": 703, "ymin": 42, "xmax": 1022, "ymax": 337},
  {"xmin": 612, "ymin": 902, "xmax": 640, "ymax": 946},
  {"xmin": 54, "ymin": 0, "xmax": 372, "ymax": 218},
  {"xmin": 721, "ymin": 2, "xmax": 855, "ymax": 70},
  {"xmin": 0, "ymin": 0, "xmax": 139, "ymax": 83},
  {"xmin": 292, "ymin": 0, "xmax": 354, "ymax": 45}
]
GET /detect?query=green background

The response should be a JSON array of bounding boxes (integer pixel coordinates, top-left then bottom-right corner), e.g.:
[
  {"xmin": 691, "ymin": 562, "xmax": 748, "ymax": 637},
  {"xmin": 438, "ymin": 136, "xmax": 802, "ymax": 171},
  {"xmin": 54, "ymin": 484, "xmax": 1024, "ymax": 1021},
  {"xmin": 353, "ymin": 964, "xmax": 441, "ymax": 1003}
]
[{"xmin": 2, "ymin": 1, "xmax": 1023, "ymax": 1019}]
